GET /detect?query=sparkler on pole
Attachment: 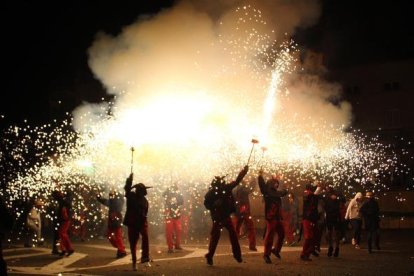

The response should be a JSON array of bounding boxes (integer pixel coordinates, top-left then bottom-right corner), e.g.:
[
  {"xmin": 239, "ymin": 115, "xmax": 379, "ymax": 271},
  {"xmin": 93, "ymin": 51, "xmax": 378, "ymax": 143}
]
[
  {"xmin": 130, "ymin": 147, "xmax": 135, "ymax": 174},
  {"xmin": 260, "ymin": 146, "xmax": 268, "ymax": 170},
  {"xmin": 247, "ymin": 138, "xmax": 259, "ymax": 166}
]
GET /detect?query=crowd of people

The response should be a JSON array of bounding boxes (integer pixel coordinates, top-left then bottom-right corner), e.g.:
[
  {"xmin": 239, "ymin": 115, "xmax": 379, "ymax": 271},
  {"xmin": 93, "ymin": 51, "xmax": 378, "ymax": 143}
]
[{"xmin": 0, "ymin": 167, "xmax": 382, "ymax": 273}]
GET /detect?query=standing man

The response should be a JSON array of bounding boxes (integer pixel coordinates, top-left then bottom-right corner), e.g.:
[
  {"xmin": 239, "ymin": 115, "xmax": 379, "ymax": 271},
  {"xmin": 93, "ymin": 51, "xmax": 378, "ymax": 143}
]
[
  {"xmin": 345, "ymin": 192, "xmax": 363, "ymax": 249},
  {"xmin": 97, "ymin": 189, "xmax": 127, "ymax": 258},
  {"xmin": 300, "ymin": 184, "xmax": 321, "ymax": 261},
  {"xmin": 360, "ymin": 191, "xmax": 381, "ymax": 253},
  {"xmin": 258, "ymin": 170, "xmax": 288, "ymax": 264},
  {"xmin": 163, "ymin": 184, "xmax": 184, "ymax": 253},
  {"xmin": 323, "ymin": 187, "xmax": 342, "ymax": 257},
  {"xmin": 232, "ymin": 178, "xmax": 257, "ymax": 251},
  {"xmin": 204, "ymin": 165, "xmax": 249, "ymax": 266},
  {"xmin": 123, "ymin": 173, "xmax": 151, "ymax": 271},
  {"xmin": 52, "ymin": 190, "xmax": 74, "ymax": 257}
]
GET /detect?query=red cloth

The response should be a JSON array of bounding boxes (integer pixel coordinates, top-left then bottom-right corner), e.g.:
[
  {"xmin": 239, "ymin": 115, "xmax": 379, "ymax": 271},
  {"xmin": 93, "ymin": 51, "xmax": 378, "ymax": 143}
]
[
  {"xmin": 263, "ymin": 219, "xmax": 285, "ymax": 256},
  {"xmin": 281, "ymin": 211, "xmax": 295, "ymax": 243},
  {"xmin": 107, "ymin": 227, "xmax": 126, "ymax": 253},
  {"xmin": 301, "ymin": 219, "xmax": 316, "ymax": 258},
  {"xmin": 235, "ymin": 213, "xmax": 256, "ymax": 248},
  {"xmin": 59, "ymin": 220, "xmax": 73, "ymax": 252},
  {"xmin": 165, "ymin": 218, "xmax": 182, "ymax": 250}
]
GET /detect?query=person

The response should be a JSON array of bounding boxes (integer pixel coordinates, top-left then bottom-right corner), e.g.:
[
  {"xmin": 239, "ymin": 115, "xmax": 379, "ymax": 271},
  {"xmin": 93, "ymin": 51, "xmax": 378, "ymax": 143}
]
[
  {"xmin": 299, "ymin": 183, "xmax": 322, "ymax": 261},
  {"xmin": 162, "ymin": 184, "xmax": 184, "ymax": 253},
  {"xmin": 345, "ymin": 192, "xmax": 363, "ymax": 249},
  {"xmin": 360, "ymin": 191, "xmax": 381, "ymax": 253},
  {"xmin": 0, "ymin": 195, "xmax": 14, "ymax": 276},
  {"xmin": 52, "ymin": 190, "xmax": 74, "ymax": 257},
  {"xmin": 97, "ymin": 189, "xmax": 127, "ymax": 258},
  {"xmin": 24, "ymin": 198, "xmax": 43, "ymax": 247},
  {"xmin": 281, "ymin": 192, "xmax": 299, "ymax": 246},
  {"xmin": 123, "ymin": 173, "xmax": 151, "ymax": 271},
  {"xmin": 323, "ymin": 187, "xmax": 342, "ymax": 257},
  {"xmin": 258, "ymin": 170, "xmax": 288, "ymax": 264},
  {"xmin": 314, "ymin": 192, "xmax": 325, "ymax": 255},
  {"xmin": 203, "ymin": 165, "xmax": 249, "ymax": 266},
  {"xmin": 232, "ymin": 178, "xmax": 257, "ymax": 251}
]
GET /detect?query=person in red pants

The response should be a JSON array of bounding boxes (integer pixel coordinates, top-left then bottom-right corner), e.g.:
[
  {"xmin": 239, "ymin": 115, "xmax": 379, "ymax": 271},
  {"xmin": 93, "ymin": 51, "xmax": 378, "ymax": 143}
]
[
  {"xmin": 300, "ymin": 183, "xmax": 321, "ymax": 261},
  {"xmin": 203, "ymin": 165, "xmax": 249, "ymax": 266},
  {"xmin": 52, "ymin": 190, "xmax": 74, "ymax": 257},
  {"xmin": 97, "ymin": 190, "xmax": 126, "ymax": 258},
  {"xmin": 123, "ymin": 173, "xmax": 152, "ymax": 271},
  {"xmin": 163, "ymin": 184, "xmax": 184, "ymax": 253},
  {"xmin": 232, "ymin": 179, "xmax": 257, "ymax": 251},
  {"xmin": 258, "ymin": 170, "xmax": 288, "ymax": 264}
]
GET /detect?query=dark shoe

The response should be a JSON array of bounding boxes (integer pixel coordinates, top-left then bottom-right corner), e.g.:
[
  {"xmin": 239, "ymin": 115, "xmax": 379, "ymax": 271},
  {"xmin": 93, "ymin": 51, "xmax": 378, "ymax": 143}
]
[
  {"xmin": 51, "ymin": 250, "xmax": 60, "ymax": 255},
  {"xmin": 175, "ymin": 246, "xmax": 183, "ymax": 250},
  {"xmin": 271, "ymin": 248, "xmax": 281, "ymax": 259},
  {"xmin": 132, "ymin": 262, "xmax": 137, "ymax": 271},
  {"xmin": 140, "ymin": 257, "xmax": 151, "ymax": 263},
  {"xmin": 59, "ymin": 251, "xmax": 66, "ymax": 257},
  {"xmin": 311, "ymin": 250, "xmax": 319, "ymax": 257},
  {"xmin": 327, "ymin": 246, "xmax": 333, "ymax": 257},
  {"xmin": 66, "ymin": 250, "xmax": 75, "ymax": 257},
  {"xmin": 24, "ymin": 243, "xmax": 31, "ymax": 248},
  {"xmin": 205, "ymin": 254, "xmax": 213, "ymax": 266},
  {"xmin": 263, "ymin": 255, "xmax": 272, "ymax": 264},
  {"xmin": 116, "ymin": 252, "xmax": 127, "ymax": 258},
  {"xmin": 234, "ymin": 256, "xmax": 243, "ymax": 263},
  {"xmin": 167, "ymin": 249, "xmax": 174, "ymax": 253},
  {"xmin": 368, "ymin": 249, "xmax": 373, "ymax": 254},
  {"xmin": 249, "ymin": 246, "xmax": 258, "ymax": 252},
  {"xmin": 300, "ymin": 255, "xmax": 312, "ymax": 261},
  {"xmin": 334, "ymin": 247, "xmax": 339, "ymax": 257}
]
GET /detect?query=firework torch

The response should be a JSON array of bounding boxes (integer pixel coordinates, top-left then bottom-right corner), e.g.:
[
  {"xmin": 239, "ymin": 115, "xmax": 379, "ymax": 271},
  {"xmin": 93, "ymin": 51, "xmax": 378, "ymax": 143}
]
[
  {"xmin": 247, "ymin": 138, "xmax": 259, "ymax": 166},
  {"xmin": 260, "ymin": 146, "xmax": 268, "ymax": 170},
  {"xmin": 130, "ymin": 147, "xmax": 135, "ymax": 174}
]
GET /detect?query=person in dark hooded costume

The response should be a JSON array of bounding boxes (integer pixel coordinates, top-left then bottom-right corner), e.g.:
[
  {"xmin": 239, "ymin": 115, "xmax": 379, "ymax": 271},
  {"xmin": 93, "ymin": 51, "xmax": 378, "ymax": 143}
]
[
  {"xmin": 258, "ymin": 170, "xmax": 288, "ymax": 264},
  {"xmin": 203, "ymin": 165, "xmax": 249, "ymax": 266},
  {"xmin": 123, "ymin": 173, "xmax": 152, "ymax": 271}
]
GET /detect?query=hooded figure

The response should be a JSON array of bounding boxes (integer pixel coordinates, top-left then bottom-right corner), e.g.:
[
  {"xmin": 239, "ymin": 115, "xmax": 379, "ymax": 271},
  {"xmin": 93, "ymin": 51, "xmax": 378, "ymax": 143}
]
[
  {"xmin": 360, "ymin": 192, "xmax": 381, "ymax": 253},
  {"xmin": 203, "ymin": 165, "xmax": 249, "ymax": 266},
  {"xmin": 258, "ymin": 171, "xmax": 288, "ymax": 264},
  {"xmin": 345, "ymin": 192, "xmax": 363, "ymax": 248},
  {"xmin": 124, "ymin": 174, "xmax": 151, "ymax": 271}
]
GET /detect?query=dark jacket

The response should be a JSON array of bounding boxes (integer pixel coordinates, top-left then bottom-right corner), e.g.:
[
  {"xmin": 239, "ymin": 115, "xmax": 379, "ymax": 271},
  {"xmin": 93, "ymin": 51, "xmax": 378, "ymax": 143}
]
[
  {"xmin": 97, "ymin": 194, "xmax": 124, "ymax": 229},
  {"xmin": 123, "ymin": 175, "xmax": 148, "ymax": 230},
  {"xmin": 360, "ymin": 198, "xmax": 380, "ymax": 230},
  {"xmin": 323, "ymin": 193, "xmax": 342, "ymax": 224},
  {"xmin": 204, "ymin": 166, "xmax": 248, "ymax": 221},
  {"xmin": 258, "ymin": 175, "xmax": 288, "ymax": 220},
  {"xmin": 302, "ymin": 193, "xmax": 320, "ymax": 223}
]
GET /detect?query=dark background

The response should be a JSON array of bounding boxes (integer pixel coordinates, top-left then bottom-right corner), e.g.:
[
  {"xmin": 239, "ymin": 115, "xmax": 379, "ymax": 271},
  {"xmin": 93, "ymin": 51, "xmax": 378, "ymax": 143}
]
[{"xmin": 2, "ymin": 0, "xmax": 413, "ymax": 129}]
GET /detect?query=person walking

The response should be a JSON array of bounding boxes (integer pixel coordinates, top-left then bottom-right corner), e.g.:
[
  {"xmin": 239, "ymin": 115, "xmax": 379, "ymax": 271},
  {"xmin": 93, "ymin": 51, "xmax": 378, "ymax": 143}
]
[
  {"xmin": 360, "ymin": 191, "xmax": 381, "ymax": 253},
  {"xmin": 323, "ymin": 187, "xmax": 342, "ymax": 257},
  {"xmin": 97, "ymin": 190, "xmax": 127, "ymax": 258},
  {"xmin": 52, "ymin": 190, "xmax": 74, "ymax": 257},
  {"xmin": 123, "ymin": 173, "xmax": 152, "ymax": 271},
  {"xmin": 345, "ymin": 192, "xmax": 363, "ymax": 249},
  {"xmin": 203, "ymin": 165, "xmax": 249, "ymax": 266},
  {"xmin": 258, "ymin": 170, "xmax": 288, "ymax": 264}
]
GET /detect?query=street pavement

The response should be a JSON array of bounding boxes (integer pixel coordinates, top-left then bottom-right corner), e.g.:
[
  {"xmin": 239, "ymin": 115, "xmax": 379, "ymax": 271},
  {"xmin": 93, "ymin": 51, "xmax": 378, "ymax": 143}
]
[{"xmin": 3, "ymin": 229, "xmax": 414, "ymax": 276}]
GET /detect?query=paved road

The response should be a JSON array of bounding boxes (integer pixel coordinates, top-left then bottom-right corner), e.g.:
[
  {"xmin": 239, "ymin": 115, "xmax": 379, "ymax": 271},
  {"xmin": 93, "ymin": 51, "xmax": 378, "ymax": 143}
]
[{"xmin": 3, "ymin": 229, "xmax": 414, "ymax": 276}]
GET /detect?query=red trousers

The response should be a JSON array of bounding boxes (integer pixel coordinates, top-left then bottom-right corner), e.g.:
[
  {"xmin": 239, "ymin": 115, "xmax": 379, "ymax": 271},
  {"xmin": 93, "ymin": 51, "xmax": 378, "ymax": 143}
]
[
  {"xmin": 236, "ymin": 214, "xmax": 256, "ymax": 248},
  {"xmin": 128, "ymin": 222, "xmax": 149, "ymax": 263},
  {"xmin": 206, "ymin": 217, "xmax": 241, "ymax": 260},
  {"xmin": 264, "ymin": 219, "xmax": 285, "ymax": 256},
  {"xmin": 301, "ymin": 220, "xmax": 316, "ymax": 258},
  {"xmin": 107, "ymin": 227, "xmax": 126, "ymax": 253},
  {"xmin": 165, "ymin": 218, "xmax": 182, "ymax": 250},
  {"xmin": 59, "ymin": 221, "xmax": 73, "ymax": 252},
  {"xmin": 282, "ymin": 212, "xmax": 295, "ymax": 243}
]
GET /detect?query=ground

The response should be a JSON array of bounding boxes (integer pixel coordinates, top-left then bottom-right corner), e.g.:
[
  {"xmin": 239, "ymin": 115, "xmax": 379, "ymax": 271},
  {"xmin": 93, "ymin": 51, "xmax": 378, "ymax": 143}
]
[{"xmin": 3, "ymin": 229, "xmax": 414, "ymax": 276}]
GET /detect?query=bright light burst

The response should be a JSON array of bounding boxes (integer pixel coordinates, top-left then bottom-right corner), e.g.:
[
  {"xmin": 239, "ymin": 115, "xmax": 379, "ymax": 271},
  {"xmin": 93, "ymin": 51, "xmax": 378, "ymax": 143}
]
[{"xmin": 1, "ymin": 5, "xmax": 412, "ymax": 242}]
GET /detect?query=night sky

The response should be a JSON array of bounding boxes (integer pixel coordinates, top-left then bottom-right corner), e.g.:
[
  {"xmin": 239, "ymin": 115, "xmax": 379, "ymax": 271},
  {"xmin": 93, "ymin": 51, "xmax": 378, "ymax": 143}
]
[{"xmin": 2, "ymin": 0, "xmax": 413, "ymax": 129}]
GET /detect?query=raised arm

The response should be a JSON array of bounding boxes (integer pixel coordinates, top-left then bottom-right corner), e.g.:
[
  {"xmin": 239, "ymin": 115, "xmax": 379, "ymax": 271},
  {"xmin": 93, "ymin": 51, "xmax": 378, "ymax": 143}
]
[
  {"xmin": 229, "ymin": 165, "xmax": 249, "ymax": 189},
  {"xmin": 124, "ymin": 173, "xmax": 133, "ymax": 197}
]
